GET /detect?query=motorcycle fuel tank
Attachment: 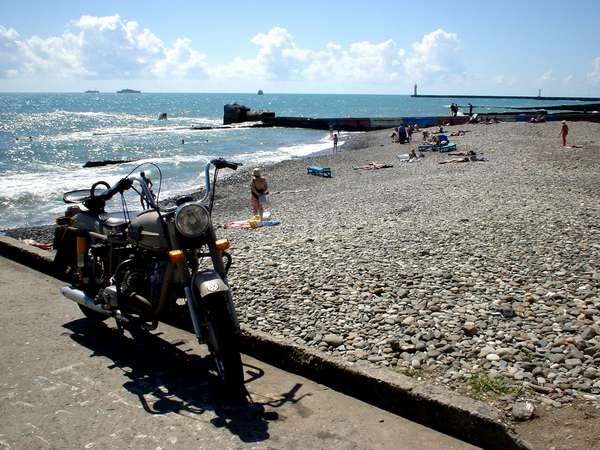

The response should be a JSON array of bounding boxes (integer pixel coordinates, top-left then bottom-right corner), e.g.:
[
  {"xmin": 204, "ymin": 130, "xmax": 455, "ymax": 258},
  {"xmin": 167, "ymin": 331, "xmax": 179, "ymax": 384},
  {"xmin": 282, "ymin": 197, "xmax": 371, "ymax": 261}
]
[{"xmin": 129, "ymin": 210, "xmax": 170, "ymax": 251}]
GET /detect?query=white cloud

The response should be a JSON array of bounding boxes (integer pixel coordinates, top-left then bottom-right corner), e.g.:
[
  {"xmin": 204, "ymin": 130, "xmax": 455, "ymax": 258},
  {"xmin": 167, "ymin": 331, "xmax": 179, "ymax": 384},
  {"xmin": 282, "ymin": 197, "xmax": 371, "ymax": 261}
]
[
  {"xmin": 0, "ymin": 18, "xmax": 462, "ymax": 86},
  {"xmin": 151, "ymin": 38, "xmax": 208, "ymax": 78},
  {"xmin": 0, "ymin": 15, "xmax": 206, "ymax": 79},
  {"xmin": 539, "ymin": 68, "xmax": 554, "ymax": 81},
  {"xmin": 492, "ymin": 74, "xmax": 516, "ymax": 86},
  {"xmin": 563, "ymin": 74, "xmax": 573, "ymax": 84},
  {"xmin": 403, "ymin": 29, "xmax": 462, "ymax": 81},
  {"xmin": 588, "ymin": 57, "xmax": 600, "ymax": 84},
  {"xmin": 0, "ymin": 26, "xmax": 24, "ymax": 77},
  {"xmin": 213, "ymin": 27, "xmax": 408, "ymax": 83}
]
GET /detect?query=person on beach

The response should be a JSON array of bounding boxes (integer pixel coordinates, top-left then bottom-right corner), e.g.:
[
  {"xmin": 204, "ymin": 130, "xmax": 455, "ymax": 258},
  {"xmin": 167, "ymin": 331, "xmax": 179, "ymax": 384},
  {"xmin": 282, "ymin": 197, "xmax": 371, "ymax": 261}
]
[
  {"xmin": 560, "ymin": 120, "xmax": 569, "ymax": 147},
  {"xmin": 397, "ymin": 125, "xmax": 408, "ymax": 143},
  {"xmin": 468, "ymin": 103, "xmax": 473, "ymax": 116},
  {"xmin": 250, "ymin": 168, "xmax": 269, "ymax": 220},
  {"xmin": 407, "ymin": 124, "xmax": 415, "ymax": 142},
  {"xmin": 439, "ymin": 151, "xmax": 487, "ymax": 164},
  {"xmin": 333, "ymin": 133, "xmax": 339, "ymax": 152},
  {"xmin": 140, "ymin": 171, "xmax": 155, "ymax": 209}
]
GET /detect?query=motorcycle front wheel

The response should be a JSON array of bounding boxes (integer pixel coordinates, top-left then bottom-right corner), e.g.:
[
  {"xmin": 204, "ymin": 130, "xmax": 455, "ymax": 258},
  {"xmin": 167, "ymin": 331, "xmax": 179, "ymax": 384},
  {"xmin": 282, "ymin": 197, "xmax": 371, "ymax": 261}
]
[{"xmin": 203, "ymin": 295, "xmax": 245, "ymax": 398}]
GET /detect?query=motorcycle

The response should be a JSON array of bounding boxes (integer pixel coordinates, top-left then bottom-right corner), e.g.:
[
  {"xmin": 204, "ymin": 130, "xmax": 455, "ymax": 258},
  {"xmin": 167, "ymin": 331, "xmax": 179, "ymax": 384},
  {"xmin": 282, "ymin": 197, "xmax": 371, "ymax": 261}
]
[{"xmin": 53, "ymin": 158, "xmax": 245, "ymax": 397}]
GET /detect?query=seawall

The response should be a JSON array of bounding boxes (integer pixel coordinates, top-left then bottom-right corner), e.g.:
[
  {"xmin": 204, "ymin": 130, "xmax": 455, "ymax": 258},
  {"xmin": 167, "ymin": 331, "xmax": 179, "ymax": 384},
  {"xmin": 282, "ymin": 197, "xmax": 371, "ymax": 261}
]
[{"xmin": 412, "ymin": 94, "xmax": 600, "ymax": 101}]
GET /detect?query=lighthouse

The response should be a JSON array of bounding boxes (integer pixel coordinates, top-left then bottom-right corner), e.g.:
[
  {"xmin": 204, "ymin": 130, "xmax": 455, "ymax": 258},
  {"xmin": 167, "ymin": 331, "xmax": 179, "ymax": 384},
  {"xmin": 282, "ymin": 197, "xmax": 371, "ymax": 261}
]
[{"xmin": 414, "ymin": 84, "xmax": 418, "ymax": 96}]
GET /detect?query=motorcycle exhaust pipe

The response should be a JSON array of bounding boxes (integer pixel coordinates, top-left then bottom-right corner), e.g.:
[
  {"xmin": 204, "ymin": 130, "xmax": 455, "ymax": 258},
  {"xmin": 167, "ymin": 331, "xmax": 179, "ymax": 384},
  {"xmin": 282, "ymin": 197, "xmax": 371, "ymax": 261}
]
[{"xmin": 61, "ymin": 286, "xmax": 111, "ymax": 317}]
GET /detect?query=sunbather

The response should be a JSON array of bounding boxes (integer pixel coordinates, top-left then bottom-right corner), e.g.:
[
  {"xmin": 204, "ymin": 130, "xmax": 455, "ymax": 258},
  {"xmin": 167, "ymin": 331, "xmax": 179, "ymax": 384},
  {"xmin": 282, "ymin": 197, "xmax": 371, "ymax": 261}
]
[
  {"xmin": 439, "ymin": 151, "xmax": 487, "ymax": 164},
  {"xmin": 353, "ymin": 162, "xmax": 394, "ymax": 170}
]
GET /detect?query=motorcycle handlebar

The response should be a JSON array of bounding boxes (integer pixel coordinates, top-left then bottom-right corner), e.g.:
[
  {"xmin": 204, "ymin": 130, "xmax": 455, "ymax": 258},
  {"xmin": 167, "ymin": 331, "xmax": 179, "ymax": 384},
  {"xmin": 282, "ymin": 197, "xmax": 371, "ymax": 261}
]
[
  {"xmin": 199, "ymin": 158, "xmax": 243, "ymax": 203},
  {"xmin": 210, "ymin": 158, "xmax": 242, "ymax": 171},
  {"xmin": 93, "ymin": 178, "xmax": 133, "ymax": 202}
]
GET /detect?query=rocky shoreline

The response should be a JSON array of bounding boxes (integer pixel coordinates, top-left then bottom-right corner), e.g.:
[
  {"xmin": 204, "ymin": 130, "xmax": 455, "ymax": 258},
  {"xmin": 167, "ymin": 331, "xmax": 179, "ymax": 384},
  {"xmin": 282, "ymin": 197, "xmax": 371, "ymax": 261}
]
[{"xmin": 6, "ymin": 121, "xmax": 600, "ymax": 424}]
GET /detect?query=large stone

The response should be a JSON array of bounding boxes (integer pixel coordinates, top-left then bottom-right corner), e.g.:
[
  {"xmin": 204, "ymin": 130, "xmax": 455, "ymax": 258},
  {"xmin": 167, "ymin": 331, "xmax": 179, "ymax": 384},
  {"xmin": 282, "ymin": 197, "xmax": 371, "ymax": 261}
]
[
  {"xmin": 512, "ymin": 401, "xmax": 535, "ymax": 421},
  {"xmin": 565, "ymin": 358, "xmax": 582, "ymax": 369},
  {"xmin": 462, "ymin": 322, "xmax": 478, "ymax": 336},
  {"xmin": 323, "ymin": 334, "xmax": 344, "ymax": 347}
]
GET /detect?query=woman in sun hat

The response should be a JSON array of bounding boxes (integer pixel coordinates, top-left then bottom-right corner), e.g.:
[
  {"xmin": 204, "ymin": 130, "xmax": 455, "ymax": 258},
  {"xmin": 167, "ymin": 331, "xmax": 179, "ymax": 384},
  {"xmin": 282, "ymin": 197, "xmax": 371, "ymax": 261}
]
[{"xmin": 250, "ymin": 167, "xmax": 269, "ymax": 220}]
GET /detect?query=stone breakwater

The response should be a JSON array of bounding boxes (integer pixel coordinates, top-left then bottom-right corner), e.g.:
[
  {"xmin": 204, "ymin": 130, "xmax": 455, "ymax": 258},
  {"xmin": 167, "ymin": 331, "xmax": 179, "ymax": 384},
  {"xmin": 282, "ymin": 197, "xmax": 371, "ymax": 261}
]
[{"xmin": 7, "ymin": 121, "xmax": 600, "ymax": 414}]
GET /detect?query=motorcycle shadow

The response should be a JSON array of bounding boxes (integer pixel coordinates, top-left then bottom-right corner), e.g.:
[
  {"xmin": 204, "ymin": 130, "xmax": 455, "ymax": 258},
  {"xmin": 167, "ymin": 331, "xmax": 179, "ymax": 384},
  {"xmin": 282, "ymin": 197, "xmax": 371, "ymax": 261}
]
[{"xmin": 63, "ymin": 318, "xmax": 306, "ymax": 444}]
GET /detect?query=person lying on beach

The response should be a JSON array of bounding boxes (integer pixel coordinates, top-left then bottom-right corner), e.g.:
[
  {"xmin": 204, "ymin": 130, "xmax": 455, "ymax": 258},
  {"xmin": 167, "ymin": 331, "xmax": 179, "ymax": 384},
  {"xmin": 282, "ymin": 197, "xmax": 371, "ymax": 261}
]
[
  {"xmin": 353, "ymin": 162, "xmax": 394, "ymax": 170},
  {"xmin": 439, "ymin": 151, "xmax": 488, "ymax": 164},
  {"xmin": 450, "ymin": 130, "xmax": 468, "ymax": 137},
  {"xmin": 530, "ymin": 114, "xmax": 546, "ymax": 123},
  {"xmin": 426, "ymin": 134, "xmax": 440, "ymax": 145},
  {"xmin": 20, "ymin": 238, "xmax": 52, "ymax": 251}
]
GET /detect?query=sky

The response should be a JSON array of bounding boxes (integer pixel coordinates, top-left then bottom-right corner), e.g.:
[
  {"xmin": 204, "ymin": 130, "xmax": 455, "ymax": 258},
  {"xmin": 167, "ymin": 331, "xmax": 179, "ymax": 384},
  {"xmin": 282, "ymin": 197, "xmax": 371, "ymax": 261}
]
[{"xmin": 1, "ymin": 0, "xmax": 599, "ymax": 95}]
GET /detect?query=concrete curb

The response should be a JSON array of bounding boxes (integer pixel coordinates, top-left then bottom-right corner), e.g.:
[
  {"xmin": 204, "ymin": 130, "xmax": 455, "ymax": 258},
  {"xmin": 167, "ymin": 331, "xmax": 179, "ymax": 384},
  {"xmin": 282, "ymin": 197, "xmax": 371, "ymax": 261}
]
[{"xmin": 0, "ymin": 236, "xmax": 531, "ymax": 450}]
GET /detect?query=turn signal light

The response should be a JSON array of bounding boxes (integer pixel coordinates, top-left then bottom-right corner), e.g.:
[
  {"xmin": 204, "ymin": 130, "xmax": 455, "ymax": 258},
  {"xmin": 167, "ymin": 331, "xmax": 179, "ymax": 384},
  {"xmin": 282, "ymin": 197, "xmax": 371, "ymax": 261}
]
[
  {"xmin": 168, "ymin": 249, "xmax": 185, "ymax": 263},
  {"xmin": 215, "ymin": 239, "xmax": 230, "ymax": 251}
]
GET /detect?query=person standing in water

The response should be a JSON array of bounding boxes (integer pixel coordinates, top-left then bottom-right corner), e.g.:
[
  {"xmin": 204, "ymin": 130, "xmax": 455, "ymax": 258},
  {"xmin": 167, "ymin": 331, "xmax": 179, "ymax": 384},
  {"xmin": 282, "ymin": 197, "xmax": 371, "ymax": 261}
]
[
  {"xmin": 250, "ymin": 168, "xmax": 269, "ymax": 220},
  {"xmin": 140, "ymin": 171, "xmax": 155, "ymax": 209},
  {"xmin": 560, "ymin": 120, "xmax": 569, "ymax": 147}
]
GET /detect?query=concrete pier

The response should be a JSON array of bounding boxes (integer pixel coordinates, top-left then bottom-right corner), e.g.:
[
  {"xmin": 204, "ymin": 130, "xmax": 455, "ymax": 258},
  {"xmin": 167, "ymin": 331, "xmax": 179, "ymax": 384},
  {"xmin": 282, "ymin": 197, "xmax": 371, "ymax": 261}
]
[
  {"xmin": 222, "ymin": 103, "xmax": 600, "ymax": 131},
  {"xmin": 412, "ymin": 94, "xmax": 600, "ymax": 101}
]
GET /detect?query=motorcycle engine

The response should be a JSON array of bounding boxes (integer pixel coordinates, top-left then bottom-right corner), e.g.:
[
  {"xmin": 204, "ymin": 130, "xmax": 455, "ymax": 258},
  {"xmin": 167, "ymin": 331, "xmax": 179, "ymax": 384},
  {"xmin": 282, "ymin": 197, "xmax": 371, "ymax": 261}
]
[
  {"xmin": 120, "ymin": 269, "xmax": 148, "ymax": 298},
  {"xmin": 119, "ymin": 261, "xmax": 168, "ymax": 307}
]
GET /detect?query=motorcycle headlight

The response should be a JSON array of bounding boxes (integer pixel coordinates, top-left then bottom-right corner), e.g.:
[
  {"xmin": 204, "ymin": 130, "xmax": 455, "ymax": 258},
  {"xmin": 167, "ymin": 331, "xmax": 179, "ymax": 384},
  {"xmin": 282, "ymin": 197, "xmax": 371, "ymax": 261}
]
[{"xmin": 175, "ymin": 203, "xmax": 210, "ymax": 238}]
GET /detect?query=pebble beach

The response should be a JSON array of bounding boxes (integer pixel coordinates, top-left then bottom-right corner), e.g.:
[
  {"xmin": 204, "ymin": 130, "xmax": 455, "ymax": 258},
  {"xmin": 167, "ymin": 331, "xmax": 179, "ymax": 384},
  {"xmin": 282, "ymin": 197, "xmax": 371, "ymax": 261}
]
[{"xmin": 7, "ymin": 120, "xmax": 600, "ymax": 418}]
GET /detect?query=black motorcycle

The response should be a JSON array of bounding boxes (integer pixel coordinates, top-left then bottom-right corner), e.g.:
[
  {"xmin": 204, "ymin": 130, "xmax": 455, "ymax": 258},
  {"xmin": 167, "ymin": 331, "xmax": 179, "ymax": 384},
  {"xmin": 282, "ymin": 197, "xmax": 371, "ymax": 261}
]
[{"xmin": 53, "ymin": 158, "xmax": 245, "ymax": 396}]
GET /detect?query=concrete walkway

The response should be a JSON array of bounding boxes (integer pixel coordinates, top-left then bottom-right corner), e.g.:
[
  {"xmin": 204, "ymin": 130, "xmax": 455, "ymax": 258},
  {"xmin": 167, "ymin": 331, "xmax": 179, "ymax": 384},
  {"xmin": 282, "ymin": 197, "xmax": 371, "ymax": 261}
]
[{"xmin": 0, "ymin": 256, "xmax": 478, "ymax": 449}]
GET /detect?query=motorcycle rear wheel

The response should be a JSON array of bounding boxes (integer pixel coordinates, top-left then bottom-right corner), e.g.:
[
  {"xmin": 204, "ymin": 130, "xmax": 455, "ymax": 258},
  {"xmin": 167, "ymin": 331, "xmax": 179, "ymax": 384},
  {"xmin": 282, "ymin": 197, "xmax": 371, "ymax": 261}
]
[
  {"xmin": 203, "ymin": 295, "xmax": 245, "ymax": 398},
  {"xmin": 78, "ymin": 304, "xmax": 108, "ymax": 322}
]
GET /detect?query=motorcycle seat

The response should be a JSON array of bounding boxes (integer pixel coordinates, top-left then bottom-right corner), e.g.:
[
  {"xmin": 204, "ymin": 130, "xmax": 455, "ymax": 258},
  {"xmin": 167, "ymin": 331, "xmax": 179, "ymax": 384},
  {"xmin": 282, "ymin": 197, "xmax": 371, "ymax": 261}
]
[{"xmin": 99, "ymin": 212, "xmax": 130, "ymax": 229}]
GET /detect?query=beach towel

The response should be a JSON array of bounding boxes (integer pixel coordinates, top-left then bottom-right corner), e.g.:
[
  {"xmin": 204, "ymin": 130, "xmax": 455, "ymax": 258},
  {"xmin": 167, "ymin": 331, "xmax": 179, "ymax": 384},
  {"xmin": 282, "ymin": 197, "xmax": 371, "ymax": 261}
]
[
  {"xmin": 397, "ymin": 154, "xmax": 422, "ymax": 163},
  {"xmin": 353, "ymin": 162, "xmax": 394, "ymax": 170},
  {"xmin": 224, "ymin": 219, "xmax": 281, "ymax": 229}
]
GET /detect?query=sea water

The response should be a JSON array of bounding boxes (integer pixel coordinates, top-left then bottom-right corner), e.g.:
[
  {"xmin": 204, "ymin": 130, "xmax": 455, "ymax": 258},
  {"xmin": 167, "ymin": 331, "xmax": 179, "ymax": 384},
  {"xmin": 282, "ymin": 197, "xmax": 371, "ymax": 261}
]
[{"xmin": 0, "ymin": 92, "xmax": 574, "ymax": 229}]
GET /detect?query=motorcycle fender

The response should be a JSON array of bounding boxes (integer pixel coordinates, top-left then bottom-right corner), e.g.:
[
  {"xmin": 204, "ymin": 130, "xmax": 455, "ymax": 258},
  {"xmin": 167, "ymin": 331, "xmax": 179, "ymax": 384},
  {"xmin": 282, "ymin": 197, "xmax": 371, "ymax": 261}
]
[{"xmin": 192, "ymin": 270, "xmax": 229, "ymax": 299}]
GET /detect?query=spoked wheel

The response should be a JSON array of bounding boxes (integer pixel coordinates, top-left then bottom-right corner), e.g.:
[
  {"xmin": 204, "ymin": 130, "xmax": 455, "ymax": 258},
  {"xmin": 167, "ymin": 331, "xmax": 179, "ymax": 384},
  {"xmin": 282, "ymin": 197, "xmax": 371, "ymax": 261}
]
[{"xmin": 203, "ymin": 294, "xmax": 245, "ymax": 399}]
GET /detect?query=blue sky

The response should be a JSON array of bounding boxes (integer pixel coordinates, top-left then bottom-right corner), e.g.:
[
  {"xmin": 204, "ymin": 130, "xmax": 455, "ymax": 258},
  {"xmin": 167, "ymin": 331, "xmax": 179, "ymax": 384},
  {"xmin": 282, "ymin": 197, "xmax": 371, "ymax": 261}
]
[{"xmin": 1, "ymin": 0, "xmax": 599, "ymax": 95}]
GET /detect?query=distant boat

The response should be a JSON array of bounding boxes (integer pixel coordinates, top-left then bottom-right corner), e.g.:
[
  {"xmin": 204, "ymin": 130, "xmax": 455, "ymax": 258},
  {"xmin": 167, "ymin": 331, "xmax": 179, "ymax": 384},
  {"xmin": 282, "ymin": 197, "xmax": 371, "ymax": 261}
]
[
  {"xmin": 257, "ymin": 90, "xmax": 264, "ymax": 95},
  {"xmin": 85, "ymin": 90, "xmax": 99, "ymax": 93},
  {"xmin": 117, "ymin": 89, "xmax": 141, "ymax": 94}
]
